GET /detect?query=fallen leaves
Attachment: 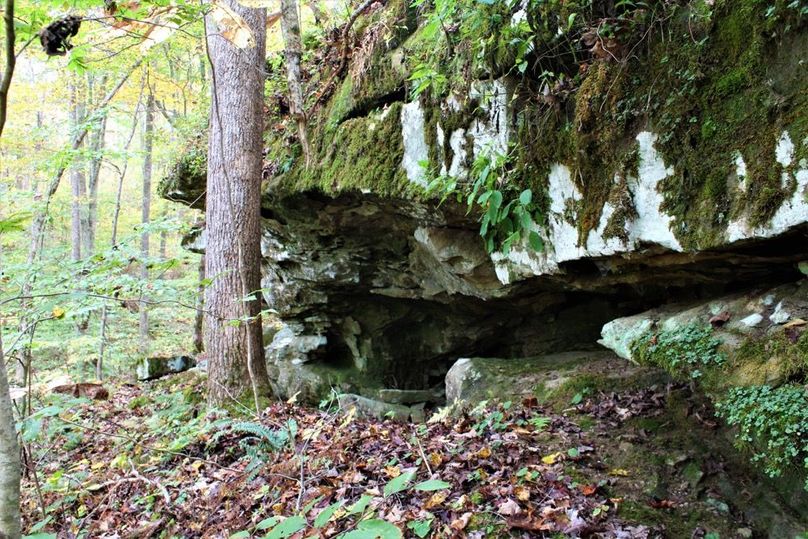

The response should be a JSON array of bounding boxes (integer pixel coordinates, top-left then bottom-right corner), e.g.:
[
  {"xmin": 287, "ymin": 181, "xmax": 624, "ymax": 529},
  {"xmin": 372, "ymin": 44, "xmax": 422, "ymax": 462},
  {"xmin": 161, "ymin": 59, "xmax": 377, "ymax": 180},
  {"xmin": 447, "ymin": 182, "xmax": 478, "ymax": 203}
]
[
  {"xmin": 497, "ymin": 498, "xmax": 523, "ymax": 516},
  {"xmin": 21, "ymin": 383, "xmax": 657, "ymax": 538}
]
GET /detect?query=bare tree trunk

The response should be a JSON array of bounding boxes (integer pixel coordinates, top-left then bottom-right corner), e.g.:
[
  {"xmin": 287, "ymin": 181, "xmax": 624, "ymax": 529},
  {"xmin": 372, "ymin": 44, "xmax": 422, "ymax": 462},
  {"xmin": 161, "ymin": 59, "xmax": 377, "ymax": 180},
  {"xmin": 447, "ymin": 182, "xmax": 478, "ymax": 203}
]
[
  {"xmin": 87, "ymin": 74, "xmax": 108, "ymax": 255},
  {"xmin": 205, "ymin": 0, "xmax": 271, "ymax": 408},
  {"xmin": 139, "ymin": 89, "xmax": 154, "ymax": 355},
  {"xmin": 0, "ymin": 0, "xmax": 15, "ymax": 140},
  {"xmin": 306, "ymin": 0, "xmax": 325, "ymax": 26},
  {"xmin": 0, "ymin": 326, "xmax": 21, "ymax": 539},
  {"xmin": 159, "ymin": 228, "xmax": 167, "ymax": 261},
  {"xmin": 280, "ymin": 0, "xmax": 311, "ymax": 168},
  {"xmin": 69, "ymin": 77, "xmax": 85, "ymax": 263},
  {"xmin": 194, "ymin": 252, "xmax": 205, "ymax": 354},
  {"xmin": 98, "ymin": 88, "xmax": 144, "ymax": 380}
]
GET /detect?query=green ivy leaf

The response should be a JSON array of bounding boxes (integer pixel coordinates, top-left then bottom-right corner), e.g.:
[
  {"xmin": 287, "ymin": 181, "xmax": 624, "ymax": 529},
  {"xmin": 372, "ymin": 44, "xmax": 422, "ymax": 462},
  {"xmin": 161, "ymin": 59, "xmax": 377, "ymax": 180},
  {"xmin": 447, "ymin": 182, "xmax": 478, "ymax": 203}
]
[
  {"xmin": 265, "ymin": 515, "xmax": 307, "ymax": 539},
  {"xmin": 313, "ymin": 501, "xmax": 343, "ymax": 528},
  {"xmin": 519, "ymin": 189, "xmax": 532, "ymax": 205},
  {"xmin": 528, "ymin": 231, "xmax": 544, "ymax": 252},
  {"xmin": 347, "ymin": 494, "xmax": 373, "ymax": 515},
  {"xmin": 413, "ymin": 479, "xmax": 451, "ymax": 491},
  {"xmin": 342, "ymin": 519, "xmax": 403, "ymax": 539},
  {"xmin": 407, "ymin": 518, "xmax": 433, "ymax": 538},
  {"xmin": 256, "ymin": 517, "xmax": 280, "ymax": 530},
  {"xmin": 383, "ymin": 470, "xmax": 416, "ymax": 497}
]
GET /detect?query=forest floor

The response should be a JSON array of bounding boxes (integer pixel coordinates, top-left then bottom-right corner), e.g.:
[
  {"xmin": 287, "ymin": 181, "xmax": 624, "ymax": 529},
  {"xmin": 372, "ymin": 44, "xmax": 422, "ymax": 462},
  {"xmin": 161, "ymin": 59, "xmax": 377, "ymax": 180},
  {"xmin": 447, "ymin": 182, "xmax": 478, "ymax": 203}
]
[{"xmin": 19, "ymin": 370, "xmax": 794, "ymax": 539}]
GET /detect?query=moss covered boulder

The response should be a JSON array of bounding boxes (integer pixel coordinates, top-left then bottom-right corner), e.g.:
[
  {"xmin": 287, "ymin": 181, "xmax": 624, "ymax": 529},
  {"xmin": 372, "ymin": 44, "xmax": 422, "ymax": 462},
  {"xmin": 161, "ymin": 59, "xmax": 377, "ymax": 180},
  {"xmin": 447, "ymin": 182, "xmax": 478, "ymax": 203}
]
[
  {"xmin": 445, "ymin": 350, "xmax": 654, "ymax": 405},
  {"xmin": 599, "ymin": 279, "xmax": 808, "ymax": 389}
]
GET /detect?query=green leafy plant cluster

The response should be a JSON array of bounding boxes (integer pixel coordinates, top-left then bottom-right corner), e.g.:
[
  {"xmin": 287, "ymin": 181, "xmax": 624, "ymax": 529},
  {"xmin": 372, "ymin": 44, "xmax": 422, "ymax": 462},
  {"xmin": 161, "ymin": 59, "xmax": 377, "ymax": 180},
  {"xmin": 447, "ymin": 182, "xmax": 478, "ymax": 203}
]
[
  {"xmin": 631, "ymin": 323, "xmax": 726, "ymax": 379},
  {"xmin": 716, "ymin": 384, "xmax": 808, "ymax": 490},
  {"xmin": 214, "ymin": 419, "xmax": 298, "ymax": 480},
  {"xmin": 232, "ymin": 470, "xmax": 452, "ymax": 538},
  {"xmin": 426, "ymin": 149, "xmax": 544, "ymax": 254}
]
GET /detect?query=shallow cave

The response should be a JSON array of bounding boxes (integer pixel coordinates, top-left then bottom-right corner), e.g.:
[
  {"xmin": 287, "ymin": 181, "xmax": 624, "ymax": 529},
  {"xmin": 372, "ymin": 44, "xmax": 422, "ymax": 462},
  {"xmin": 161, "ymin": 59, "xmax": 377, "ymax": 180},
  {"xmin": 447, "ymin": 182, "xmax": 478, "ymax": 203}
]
[
  {"xmin": 261, "ymin": 190, "xmax": 808, "ymax": 400},
  {"xmin": 300, "ymin": 247, "xmax": 808, "ymax": 398}
]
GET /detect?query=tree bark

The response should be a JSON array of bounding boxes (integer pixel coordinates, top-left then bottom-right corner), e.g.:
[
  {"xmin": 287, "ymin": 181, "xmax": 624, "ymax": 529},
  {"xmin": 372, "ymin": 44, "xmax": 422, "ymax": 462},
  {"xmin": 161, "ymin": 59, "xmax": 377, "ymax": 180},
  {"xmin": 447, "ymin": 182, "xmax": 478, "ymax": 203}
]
[
  {"xmin": 205, "ymin": 0, "xmax": 271, "ymax": 408},
  {"xmin": 194, "ymin": 252, "xmax": 205, "ymax": 354},
  {"xmin": 0, "ymin": 326, "xmax": 21, "ymax": 539},
  {"xmin": 139, "ymin": 89, "xmax": 154, "ymax": 355},
  {"xmin": 98, "ymin": 89, "xmax": 143, "ymax": 380},
  {"xmin": 280, "ymin": 0, "xmax": 311, "ymax": 168},
  {"xmin": 306, "ymin": 0, "xmax": 325, "ymax": 26},
  {"xmin": 0, "ymin": 0, "xmax": 15, "ymax": 140},
  {"xmin": 87, "ymin": 74, "xmax": 108, "ymax": 255},
  {"xmin": 69, "ymin": 77, "xmax": 85, "ymax": 263}
]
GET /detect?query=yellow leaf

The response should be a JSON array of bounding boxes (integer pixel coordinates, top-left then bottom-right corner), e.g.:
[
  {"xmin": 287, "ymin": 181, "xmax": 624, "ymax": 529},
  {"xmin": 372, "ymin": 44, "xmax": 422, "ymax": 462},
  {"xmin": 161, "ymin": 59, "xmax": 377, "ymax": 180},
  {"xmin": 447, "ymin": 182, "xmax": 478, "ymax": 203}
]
[
  {"xmin": 210, "ymin": 0, "xmax": 256, "ymax": 49},
  {"xmin": 608, "ymin": 468, "xmax": 630, "ymax": 477},
  {"xmin": 541, "ymin": 452, "xmax": 563, "ymax": 465},
  {"xmin": 515, "ymin": 486, "xmax": 530, "ymax": 501},
  {"xmin": 425, "ymin": 491, "xmax": 448, "ymax": 509},
  {"xmin": 477, "ymin": 447, "xmax": 491, "ymax": 459},
  {"xmin": 52, "ymin": 307, "xmax": 66, "ymax": 319},
  {"xmin": 286, "ymin": 391, "xmax": 300, "ymax": 404},
  {"xmin": 91, "ymin": 461, "xmax": 106, "ymax": 470},
  {"xmin": 384, "ymin": 466, "xmax": 401, "ymax": 478},
  {"xmin": 340, "ymin": 406, "xmax": 357, "ymax": 428},
  {"xmin": 428, "ymin": 452, "xmax": 443, "ymax": 468}
]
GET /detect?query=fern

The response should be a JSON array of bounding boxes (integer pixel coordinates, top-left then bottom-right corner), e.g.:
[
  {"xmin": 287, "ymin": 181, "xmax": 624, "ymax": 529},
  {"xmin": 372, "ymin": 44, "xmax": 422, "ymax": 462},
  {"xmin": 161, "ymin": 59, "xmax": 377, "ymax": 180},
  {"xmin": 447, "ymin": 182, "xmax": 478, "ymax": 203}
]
[{"xmin": 228, "ymin": 421, "xmax": 289, "ymax": 450}]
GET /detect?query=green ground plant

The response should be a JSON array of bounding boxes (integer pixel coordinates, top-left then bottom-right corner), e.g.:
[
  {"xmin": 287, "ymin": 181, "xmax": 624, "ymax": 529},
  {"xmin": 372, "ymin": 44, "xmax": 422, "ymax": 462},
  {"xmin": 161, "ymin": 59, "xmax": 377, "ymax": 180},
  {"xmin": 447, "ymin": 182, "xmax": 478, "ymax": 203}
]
[{"xmin": 716, "ymin": 384, "xmax": 808, "ymax": 490}]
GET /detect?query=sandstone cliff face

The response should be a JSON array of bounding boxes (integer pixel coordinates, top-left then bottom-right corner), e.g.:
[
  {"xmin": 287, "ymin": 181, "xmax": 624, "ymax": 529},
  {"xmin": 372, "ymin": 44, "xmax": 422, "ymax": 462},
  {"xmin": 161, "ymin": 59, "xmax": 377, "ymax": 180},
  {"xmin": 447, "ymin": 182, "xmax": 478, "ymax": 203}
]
[{"xmin": 161, "ymin": 2, "xmax": 808, "ymax": 406}]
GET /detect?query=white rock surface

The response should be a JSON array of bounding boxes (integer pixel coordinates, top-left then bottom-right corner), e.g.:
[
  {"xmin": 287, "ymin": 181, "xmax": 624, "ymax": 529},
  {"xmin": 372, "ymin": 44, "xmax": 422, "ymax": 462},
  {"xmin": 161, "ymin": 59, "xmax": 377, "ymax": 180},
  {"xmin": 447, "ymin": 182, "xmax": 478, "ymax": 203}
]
[{"xmin": 397, "ymin": 77, "xmax": 808, "ymax": 285}]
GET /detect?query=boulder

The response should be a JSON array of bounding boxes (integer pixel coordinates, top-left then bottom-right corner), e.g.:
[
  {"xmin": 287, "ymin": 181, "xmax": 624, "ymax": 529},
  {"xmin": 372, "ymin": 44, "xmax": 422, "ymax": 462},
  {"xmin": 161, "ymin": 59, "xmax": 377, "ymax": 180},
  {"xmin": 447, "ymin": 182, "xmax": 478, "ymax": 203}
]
[
  {"xmin": 51, "ymin": 383, "xmax": 109, "ymax": 400},
  {"xmin": 336, "ymin": 393, "xmax": 422, "ymax": 422},
  {"xmin": 137, "ymin": 355, "xmax": 196, "ymax": 381},
  {"xmin": 374, "ymin": 388, "xmax": 443, "ymax": 405},
  {"xmin": 599, "ymin": 281, "xmax": 808, "ymax": 387},
  {"xmin": 445, "ymin": 350, "xmax": 648, "ymax": 404}
]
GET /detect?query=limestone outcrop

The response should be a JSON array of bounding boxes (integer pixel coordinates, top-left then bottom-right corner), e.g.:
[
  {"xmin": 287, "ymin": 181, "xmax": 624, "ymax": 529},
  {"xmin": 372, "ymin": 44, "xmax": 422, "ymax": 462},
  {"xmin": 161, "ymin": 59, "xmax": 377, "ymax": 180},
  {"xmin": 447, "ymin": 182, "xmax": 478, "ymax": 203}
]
[{"xmin": 160, "ymin": 1, "xmax": 808, "ymax": 412}]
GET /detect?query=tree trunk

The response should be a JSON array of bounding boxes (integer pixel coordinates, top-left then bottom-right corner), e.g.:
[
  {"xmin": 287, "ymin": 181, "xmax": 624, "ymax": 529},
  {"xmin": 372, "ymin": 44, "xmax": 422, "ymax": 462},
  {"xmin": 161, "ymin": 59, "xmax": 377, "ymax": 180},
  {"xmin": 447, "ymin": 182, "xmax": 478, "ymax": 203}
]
[
  {"xmin": 99, "ymin": 90, "xmax": 143, "ymax": 380},
  {"xmin": 205, "ymin": 0, "xmax": 271, "ymax": 408},
  {"xmin": 69, "ymin": 77, "xmax": 85, "ymax": 263},
  {"xmin": 139, "ymin": 89, "xmax": 154, "ymax": 355},
  {"xmin": 194, "ymin": 252, "xmax": 205, "ymax": 354},
  {"xmin": 306, "ymin": 0, "xmax": 325, "ymax": 26},
  {"xmin": 280, "ymin": 0, "xmax": 311, "ymax": 167},
  {"xmin": 87, "ymin": 74, "xmax": 108, "ymax": 255},
  {"xmin": 0, "ymin": 0, "xmax": 16, "ymax": 140},
  {"xmin": 0, "ymin": 327, "xmax": 21, "ymax": 539}
]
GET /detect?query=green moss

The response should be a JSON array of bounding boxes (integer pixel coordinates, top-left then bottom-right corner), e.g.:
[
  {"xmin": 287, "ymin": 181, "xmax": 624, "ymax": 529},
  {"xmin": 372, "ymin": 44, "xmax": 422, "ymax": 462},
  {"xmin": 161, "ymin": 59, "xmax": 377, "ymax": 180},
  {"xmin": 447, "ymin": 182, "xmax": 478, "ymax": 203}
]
[
  {"xmin": 728, "ymin": 330, "xmax": 808, "ymax": 386},
  {"xmin": 128, "ymin": 395, "xmax": 149, "ymax": 410},
  {"xmin": 420, "ymin": 92, "xmax": 483, "ymax": 175},
  {"xmin": 326, "ymin": 77, "xmax": 356, "ymax": 130},
  {"xmin": 645, "ymin": 1, "xmax": 807, "ymax": 246},
  {"xmin": 157, "ymin": 135, "xmax": 207, "ymax": 208},
  {"xmin": 271, "ymin": 101, "xmax": 415, "ymax": 199},
  {"xmin": 263, "ymin": 0, "xmax": 806, "ymax": 251}
]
